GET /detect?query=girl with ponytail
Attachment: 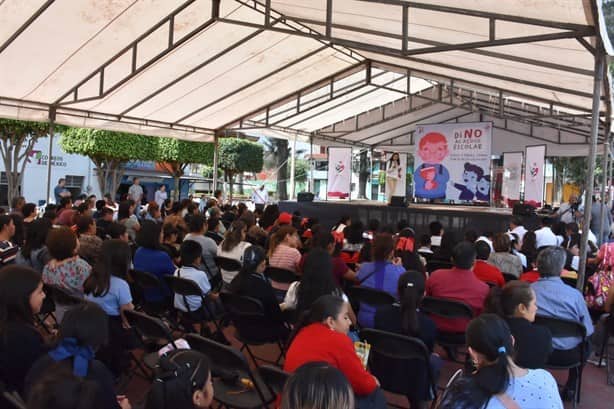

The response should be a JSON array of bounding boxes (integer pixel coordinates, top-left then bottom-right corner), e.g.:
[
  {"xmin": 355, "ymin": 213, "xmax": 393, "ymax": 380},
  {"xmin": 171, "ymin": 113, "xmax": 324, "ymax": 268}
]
[{"xmin": 438, "ymin": 314, "xmax": 562, "ymax": 409}]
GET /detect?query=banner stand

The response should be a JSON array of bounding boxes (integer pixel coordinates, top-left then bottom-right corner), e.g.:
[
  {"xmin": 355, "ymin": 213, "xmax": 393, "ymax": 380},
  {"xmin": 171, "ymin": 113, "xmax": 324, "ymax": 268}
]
[
  {"xmin": 326, "ymin": 147, "xmax": 352, "ymax": 201},
  {"xmin": 523, "ymin": 145, "xmax": 547, "ymax": 207}
]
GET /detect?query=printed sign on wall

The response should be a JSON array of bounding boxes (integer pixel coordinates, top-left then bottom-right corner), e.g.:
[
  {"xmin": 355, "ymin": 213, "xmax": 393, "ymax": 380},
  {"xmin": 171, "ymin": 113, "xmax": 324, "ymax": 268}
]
[
  {"xmin": 327, "ymin": 147, "xmax": 352, "ymax": 200},
  {"xmin": 414, "ymin": 122, "xmax": 492, "ymax": 202}
]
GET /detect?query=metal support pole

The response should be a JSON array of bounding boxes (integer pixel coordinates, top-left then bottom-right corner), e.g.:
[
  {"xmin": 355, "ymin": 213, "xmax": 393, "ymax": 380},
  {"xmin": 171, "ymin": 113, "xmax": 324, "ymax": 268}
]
[
  {"xmin": 578, "ymin": 52, "xmax": 605, "ymax": 290},
  {"xmin": 600, "ymin": 136, "xmax": 610, "ymax": 244},
  {"xmin": 309, "ymin": 135, "xmax": 314, "ymax": 193},
  {"xmin": 212, "ymin": 133, "xmax": 219, "ymax": 194},
  {"xmin": 289, "ymin": 135, "xmax": 297, "ymax": 200},
  {"xmin": 45, "ymin": 107, "xmax": 56, "ymax": 204}
]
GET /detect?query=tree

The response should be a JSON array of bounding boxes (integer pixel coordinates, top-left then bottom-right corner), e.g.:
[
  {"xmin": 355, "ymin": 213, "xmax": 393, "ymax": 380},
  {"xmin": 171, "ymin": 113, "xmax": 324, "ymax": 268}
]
[
  {"xmin": 262, "ymin": 137, "xmax": 289, "ymax": 200},
  {"xmin": 156, "ymin": 137, "xmax": 214, "ymax": 200},
  {"xmin": 60, "ymin": 128, "xmax": 157, "ymax": 198},
  {"xmin": 218, "ymin": 138, "xmax": 263, "ymax": 200}
]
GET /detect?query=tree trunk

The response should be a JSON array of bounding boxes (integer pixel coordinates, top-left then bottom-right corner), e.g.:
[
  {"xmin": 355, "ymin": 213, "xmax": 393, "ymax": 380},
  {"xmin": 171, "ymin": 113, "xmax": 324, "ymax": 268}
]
[
  {"xmin": 0, "ymin": 136, "xmax": 38, "ymax": 206},
  {"xmin": 93, "ymin": 158, "xmax": 125, "ymax": 200},
  {"xmin": 277, "ymin": 139, "xmax": 289, "ymax": 201},
  {"xmin": 238, "ymin": 173, "xmax": 244, "ymax": 195},
  {"xmin": 228, "ymin": 171, "xmax": 235, "ymax": 202}
]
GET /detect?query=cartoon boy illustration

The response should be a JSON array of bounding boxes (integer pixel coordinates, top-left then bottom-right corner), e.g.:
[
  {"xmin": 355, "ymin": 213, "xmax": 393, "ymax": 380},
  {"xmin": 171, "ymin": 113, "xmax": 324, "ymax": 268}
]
[
  {"xmin": 414, "ymin": 132, "xmax": 450, "ymax": 199},
  {"xmin": 476, "ymin": 175, "xmax": 491, "ymax": 201},
  {"xmin": 454, "ymin": 162, "xmax": 484, "ymax": 201}
]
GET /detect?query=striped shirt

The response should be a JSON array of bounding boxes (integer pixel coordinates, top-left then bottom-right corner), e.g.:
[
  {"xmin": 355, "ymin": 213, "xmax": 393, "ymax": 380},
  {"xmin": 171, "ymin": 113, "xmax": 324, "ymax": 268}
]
[
  {"xmin": 0, "ymin": 240, "xmax": 18, "ymax": 265},
  {"xmin": 269, "ymin": 244, "xmax": 301, "ymax": 273}
]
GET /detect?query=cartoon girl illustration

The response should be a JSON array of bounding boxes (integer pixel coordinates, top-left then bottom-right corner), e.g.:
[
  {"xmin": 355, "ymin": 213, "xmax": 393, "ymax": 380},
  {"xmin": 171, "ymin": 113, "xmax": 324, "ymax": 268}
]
[
  {"xmin": 413, "ymin": 132, "xmax": 450, "ymax": 200},
  {"xmin": 454, "ymin": 162, "xmax": 484, "ymax": 201},
  {"xmin": 386, "ymin": 152, "xmax": 402, "ymax": 203},
  {"xmin": 476, "ymin": 175, "xmax": 491, "ymax": 201}
]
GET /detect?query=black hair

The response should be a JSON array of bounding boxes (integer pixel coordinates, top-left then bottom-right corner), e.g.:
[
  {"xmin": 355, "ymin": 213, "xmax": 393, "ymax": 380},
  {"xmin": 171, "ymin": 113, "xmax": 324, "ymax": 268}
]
[
  {"xmin": 59, "ymin": 196, "xmax": 72, "ymax": 208},
  {"xmin": 396, "ymin": 219, "xmax": 409, "ymax": 232},
  {"xmin": 136, "ymin": 220, "xmax": 162, "ymax": 249},
  {"xmin": 397, "ymin": 271, "xmax": 425, "ymax": 336},
  {"xmin": 344, "ymin": 221, "xmax": 364, "ymax": 245},
  {"xmin": 429, "ymin": 221, "xmax": 443, "ymax": 236},
  {"xmin": 94, "ymin": 200, "xmax": 106, "ymax": 212},
  {"xmin": 372, "ymin": 234, "xmax": 394, "ymax": 261},
  {"xmin": 0, "ymin": 265, "xmax": 42, "ymax": 327},
  {"xmin": 464, "ymin": 230, "xmax": 478, "ymax": 243},
  {"xmin": 117, "ymin": 200, "xmax": 133, "ymax": 220},
  {"xmin": 289, "ymin": 295, "xmax": 345, "ymax": 345},
  {"xmin": 105, "ymin": 222, "xmax": 127, "ymax": 240},
  {"xmin": 367, "ymin": 219, "xmax": 380, "ymax": 233},
  {"xmin": 281, "ymin": 362, "xmax": 354, "ymax": 409},
  {"xmin": 207, "ymin": 217, "xmax": 220, "ymax": 232},
  {"xmin": 21, "ymin": 218, "xmax": 52, "ymax": 259},
  {"xmin": 9, "ymin": 213, "xmax": 24, "ymax": 246},
  {"xmin": 463, "ymin": 162, "xmax": 484, "ymax": 180},
  {"xmin": 162, "ymin": 223, "xmax": 179, "ymax": 240},
  {"xmin": 58, "ymin": 303, "xmax": 109, "ymax": 350},
  {"xmin": 75, "ymin": 215, "xmax": 94, "ymax": 235},
  {"xmin": 296, "ymin": 249, "xmax": 338, "ymax": 316},
  {"xmin": 23, "ymin": 203, "xmax": 37, "ymax": 218},
  {"xmin": 510, "ymin": 217, "xmax": 523, "ymax": 227},
  {"xmin": 259, "ymin": 204, "xmax": 280, "ymax": 230},
  {"xmin": 145, "ymin": 349, "xmax": 212, "ymax": 409},
  {"xmin": 311, "ymin": 231, "xmax": 335, "ymax": 250},
  {"xmin": 475, "ymin": 240, "xmax": 491, "ymax": 261},
  {"xmin": 188, "ymin": 215, "xmax": 206, "ymax": 233},
  {"xmin": 541, "ymin": 216, "xmax": 552, "ymax": 227},
  {"xmin": 418, "ymin": 234, "xmax": 431, "ymax": 247},
  {"xmin": 27, "ymin": 364, "xmax": 103, "ymax": 409},
  {"xmin": 484, "ymin": 281, "xmax": 534, "ymax": 318},
  {"xmin": 221, "ymin": 220, "xmax": 246, "ymax": 253},
  {"xmin": 229, "ymin": 245, "xmax": 266, "ymax": 293},
  {"xmin": 0, "ymin": 214, "xmax": 12, "ymax": 233},
  {"xmin": 180, "ymin": 240, "xmax": 202, "ymax": 267},
  {"xmin": 83, "ymin": 240, "xmax": 131, "ymax": 298},
  {"xmin": 452, "ymin": 241, "xmax": 476, "ymax": 269},
  {"xmin": 435, "ymin": 231, "xmax": 458, "ymax": 261}
]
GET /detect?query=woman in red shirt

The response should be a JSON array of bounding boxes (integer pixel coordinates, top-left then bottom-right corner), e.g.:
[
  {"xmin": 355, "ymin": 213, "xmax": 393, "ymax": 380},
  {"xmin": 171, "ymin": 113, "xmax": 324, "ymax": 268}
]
[{"xmin": 284, "ymin": 295, "xmax": 386, "ymax": 409}]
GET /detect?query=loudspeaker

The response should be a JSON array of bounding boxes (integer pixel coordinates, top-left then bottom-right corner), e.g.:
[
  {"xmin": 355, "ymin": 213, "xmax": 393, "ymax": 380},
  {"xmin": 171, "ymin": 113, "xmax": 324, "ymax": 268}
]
[
  {"xmin": 297, "ymin": 192, "xmax": 314, "ymax": 202},
  {"xmin": 389, "ymin": 196, "xmax": 407, "ymax": 207},
  {"xmin": 513, "ymin": 203, "xmax": 536, "ymax": 217}
]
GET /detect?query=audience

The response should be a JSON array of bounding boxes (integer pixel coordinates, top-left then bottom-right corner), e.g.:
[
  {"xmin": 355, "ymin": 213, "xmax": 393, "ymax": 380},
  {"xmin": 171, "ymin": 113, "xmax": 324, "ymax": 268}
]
[
  {"xmin": 532, "ymin": 246, "xmax": 593, "ymax": 401},
  {"xmin": 425, "ymin": 242, "xmax": 489, "ymax": 334},
  {"xmin": 473, "ymin": 240, "xmax": 505, "ymax": 287},
  {"xmin": 535, "ymin": 217, "xmax": 557, "ymax": 249},
  {"xmin": 43, "ymin": 227, "xmax": 91, "ymax": 298},
  {"xmin": 117, "ymin": 200, "xmax": 140, "ymax": 242},
  {"xmin": 0, "ymin": 214, "xmax": 18, "ymax": 265},
  {"xmin": 356, "ymin": 234, "xmax": 405, "ymax": 327},
  {"xmin": 281, "ymin": 362, "xmax": 354, "ymax": 409},
  {"xmin": 205, "ymin": 217, "xmax": 224, "ymax": 245},
  {"xmin": 184, "ymin": 216, "xmax": 219, "ymax": 278},
  {"xmin": 217, "ymin": 220, "xmax": 250, "ymax": 284},
  {"xmin": 268, "ymin": 225, "xmax": 302, "ymax": 274},
  {"xmin": 487, "ymin": 233, "xmax": 523, "ymax": 278},
  {"xmin": 284, "ymin": 295, "xmax": 386, "ymax": 409},
  {"xmin": 438, "ymin": 314, "xmax": 562, "ymax": 408},
  {"xmin": 75, "ymin": 215, "xmax": 103, "ymax": 266},
  {"xmin": 484, "ymin": 281, "xmax": 552, "ymax": 369},
  {"xmin": 16, "ymin": 218, "xmax": 52, "ymax": 273}
]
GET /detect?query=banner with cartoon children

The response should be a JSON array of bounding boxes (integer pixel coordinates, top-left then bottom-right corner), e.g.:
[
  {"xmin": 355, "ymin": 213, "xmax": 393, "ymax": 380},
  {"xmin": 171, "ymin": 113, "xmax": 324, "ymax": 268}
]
[{"xmin": 414, "ymin": 122, "xmax": 492, "ymax": 202}]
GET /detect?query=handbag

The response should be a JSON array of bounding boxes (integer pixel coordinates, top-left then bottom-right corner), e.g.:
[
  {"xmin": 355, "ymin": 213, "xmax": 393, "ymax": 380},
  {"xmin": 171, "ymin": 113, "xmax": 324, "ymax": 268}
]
[{"xmin": 585, "ymin": 243, "xmax": 614, "ymax": 309}]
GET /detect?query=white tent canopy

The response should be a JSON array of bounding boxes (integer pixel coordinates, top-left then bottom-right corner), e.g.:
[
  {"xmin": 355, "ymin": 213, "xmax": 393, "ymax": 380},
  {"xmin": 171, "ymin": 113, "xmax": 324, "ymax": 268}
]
[{"xmin": 0, "ymin": 0, "xmax": 611, "ymax": 151}]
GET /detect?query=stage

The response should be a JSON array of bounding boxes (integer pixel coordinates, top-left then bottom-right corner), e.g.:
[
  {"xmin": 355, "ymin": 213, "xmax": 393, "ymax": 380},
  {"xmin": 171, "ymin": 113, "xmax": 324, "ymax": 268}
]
[{"xmin": 278, "ymin": 200, "xmax": 532, "ymax": 238}]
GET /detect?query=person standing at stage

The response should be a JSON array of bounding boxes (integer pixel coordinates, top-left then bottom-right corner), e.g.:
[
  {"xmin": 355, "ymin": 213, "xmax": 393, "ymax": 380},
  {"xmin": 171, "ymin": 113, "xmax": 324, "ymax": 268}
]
[
  {"xmin": 556, "ymin": 195, "xmax": 579, "ymax": 224},
  {"xmin": 414, "ymin": 132, "xmax": 450, "ymax": 200},
  {"xmin": 128, "ymin": 177, "xmax": 143, "ymax": 206},
  {"xmin": 251, "ymin": 185, "xmax": 268, "ymax": 212},
  {"xmin": 154, "ymin": 185, "xmax": 167, "ymax": 209},
  {"xmin": 386, "ymin": 153, "xmax": 402, "ymax": 204}
]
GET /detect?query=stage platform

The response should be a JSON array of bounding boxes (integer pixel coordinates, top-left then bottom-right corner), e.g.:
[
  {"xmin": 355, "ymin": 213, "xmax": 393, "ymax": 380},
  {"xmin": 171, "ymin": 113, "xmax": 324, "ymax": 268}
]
[{"xmin": 278, "ymin": 200, "xmax": 531, "ymax": 238}]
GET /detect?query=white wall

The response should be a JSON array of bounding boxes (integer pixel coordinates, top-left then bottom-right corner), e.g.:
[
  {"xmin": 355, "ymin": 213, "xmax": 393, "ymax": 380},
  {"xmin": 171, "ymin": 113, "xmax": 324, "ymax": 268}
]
[{"xmin": 0, "ymin": 135, "xmax": 101, "ymax": 204}]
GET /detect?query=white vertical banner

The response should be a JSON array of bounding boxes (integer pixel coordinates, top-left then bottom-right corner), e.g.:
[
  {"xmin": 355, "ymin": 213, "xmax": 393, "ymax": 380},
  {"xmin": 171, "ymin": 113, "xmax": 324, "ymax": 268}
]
[
  {"xmin": 524, "ymin": 145, "xmax": 546, "ymax": 206},
  {"xmin": 384, "ymin": 152, "xmax": 407, "ymax": 203},
  {"xmin": 502, "ymin": 152, "xmax": 523, "ymax": 202},
  {"xmin": 327, "ymin": 147, "xmax": 352, "ymax": 200}
]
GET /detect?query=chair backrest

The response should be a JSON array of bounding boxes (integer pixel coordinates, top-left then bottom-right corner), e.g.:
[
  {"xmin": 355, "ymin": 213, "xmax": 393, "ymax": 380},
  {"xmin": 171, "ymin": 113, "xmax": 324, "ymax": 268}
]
[
  {"xmin": 163, "ymin": 275, "xmax": 203, "ymax": 298},
  {"xmin": 258, "ymin": 365, "xmax": 290, "ymax": 395},
  {"xmin": 533, "ymin": 315, "xmax": 587, "ymax": 340},
  {"xmin": 215, "ymin": 256, "xmax": 242, "ymax": 272},
  {"xmin": 426, "ymin": 260, "xmax": 453, "ymax": 273},
  {"xmin": 347, "ymin": 286, "xmax": 395, "ymax": 307},
  {"xmin": 265, "ymin": 266, "xmax": 299, "ymax": 284},
  {"xmin": 361, "ymin": 328, "xmax": 435, "ymax": 398},
  {"xmin": 130, "ymin": 269, "xmax": 163, "ymax": 290},
  {"xmin": 45, "ymin": 284, "xmax": 85, "ymax": 306},
  {"xmin": 124, "ymin": 309, "xmax": 175, "ymax": 347},
  {"xmin": 561, "ymin": 276, "xmax": 578, "ymax": 288},
  {"xmin": 219, "ymin": 292, "xmax": 265, "ymax": 316},
  {"xmin": 502, "ymin": 273, "xmax": 518, "ymax": 282},
  {"xmin": 420, "ymin": 296, "xmax": 473, "ymax": 320}
]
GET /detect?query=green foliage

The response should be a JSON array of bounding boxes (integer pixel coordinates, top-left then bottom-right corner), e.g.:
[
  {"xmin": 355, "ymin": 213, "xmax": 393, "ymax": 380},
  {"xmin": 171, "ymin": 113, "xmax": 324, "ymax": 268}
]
[
  {"xmin": 156, "ymin": 137, "xmax": 214, "ymax": 165},
  {"xmin": 294, "ymin": 159, "xmax": 309, "ymax": 183},
  {"xmin": 218, "ymin": 138, "xmax": 263, "ymax": 174},
  {"xmin": 0, "ymin": 118, "xmax": 51, "ymax": 141},
  {"xmin": 605, "ymin": 1, "xmax": 614, "ymax": 44},
  {"xmin": 60, "ymin": 127, "xmax": 157, "ymax": 161}
]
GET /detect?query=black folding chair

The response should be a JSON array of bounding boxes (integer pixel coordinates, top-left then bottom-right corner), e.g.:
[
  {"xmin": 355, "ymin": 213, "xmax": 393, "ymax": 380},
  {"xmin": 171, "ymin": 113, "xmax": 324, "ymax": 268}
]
[
  {"xmin": 534, "ymin": 315, "xmax": 587, "ymax": 407},
  {"xmin": 264, "ymin": 266, "xmax": 299, "ymax": 301},
  {"xmin": 46, "ymin": 284, "xmax": 85, "ymax": 307},
  {"xmin": 36, "ymin": 285, "xmax": 59, "ymax": 334},
  {"xmin": 600, "ymin": 314, "xmax": 614, "ymax": 385},
  {"xmin": 123, "ymin": 309, "xmax": 177, "ymax": 379},
  {"xmin": 0, "ymin": 380, "xmax": 26, "ymax": 409},
  {"xmin": 163, "ymin": 275, "xmax": 222, "ymax": 334},
  {"xmin": 346, "ymin": 286, "xmax": 395, "ymax": 319},
  {"xmin": 129, "ymin": 270, "xmax": 165, "ymax": 312},
  {"xmin": 361, "ymin": 328, "xmax": 437, "ymax": 408},
  {"xmin": 219, "ymin": 292, "xmax": 288, "ymax": 366},
  {"xmin": 420, "ymin": 296, "xmax": 473, "ymax": 362},
  {"xmin": 185, "ymin": 334, "xmax": 274, "ymax": 409},
  {"xmin": 215, "ymin": 256, "xmax": 242, "ymax": 273},
  {"xmin": 426, "ymin": 260, "xmax": 453, "ymax": 273},
  {"xmin": 258, "ymin": 365, "xmax": 290, "ymax": 396},
  {"xmin": 502, "ymin": 272, "xmax": 518, "ymax": 282}
]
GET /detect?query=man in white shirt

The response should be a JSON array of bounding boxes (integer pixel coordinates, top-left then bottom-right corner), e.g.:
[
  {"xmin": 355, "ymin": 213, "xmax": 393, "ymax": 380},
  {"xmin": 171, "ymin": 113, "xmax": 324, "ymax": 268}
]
[
  {"xmin": 508, "ymin": 217, "xmax": 527, "ymax": 244},
  {"xmin": 128, "ymin": 177, "xmax": 144, "ymax": 205},
  {"xmin": 251, "ymin": 185, "xmax": 268, "ymax": 212},
  {"xmin": 556, "ymin": 195, "xmax": 579, "ymax": 224},
  {"xmin": 154, "ymin": 185, "xmax": 167, "ymax": 209},
  {"xmin": 534, "ymin": 217, "xmax": 558, "ymax": 248}
]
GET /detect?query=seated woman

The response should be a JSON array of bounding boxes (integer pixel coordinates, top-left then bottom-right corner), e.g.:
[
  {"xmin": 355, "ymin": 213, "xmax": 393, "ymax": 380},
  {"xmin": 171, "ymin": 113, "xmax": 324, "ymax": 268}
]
[
  {"xmin": 75, "ymin": 214, "xmax": 103, "ymax": 266},
  {"xmin": 488, "ymin": 233, "xmax": 523, "ymax": 278},
  {"xmin": 284, "ymin": 295, "xmax": 385, "ymax": 409},
  {"xmin": 229, "ymin": 245, "xmax": 288, "ymax": 341},
  {"xmin": 145, "ymin": 349, "xmax": 213, "ymax": 409},
  {"xmin": 356, "ymin": 234, "xmax": 405, "ymax": 328},
  {"xmin": 25, "ymin": 303, "xmax": 129, "ymax": 409},
  {"xmin": 437, "ymin": 314, "xmax": 562, "ymax": 409},
  {"xmin": 117, "ymin": 200, "xmax": 141, "ymax": 243},
  {"xmin": 43, "ymin": 226, "xmax": 92, "ymax": 298},
  {"xmin": 268, "ymin": 225, "xmax": 302, "ymax": 274},
  {"xmin": 0, "ymin": 266, "xmax": 47, "ymax": 396},
  {"xmin": 301, "ymin": 231, "xmax": 356, "ymax": 286},
  {"xmin": 281, "ymin": 362, "xmax": 354, "ymax": 409},
  {"xmin": 84, "ymin": 239, "xmax": 135, "ymax": 377},
  {"xmin": 217, "ymin": 220, "xmax": 251, "ymax": 283},
  {"xmin": 374, "ymin": 270, "xmax": 440, "ymax": 409},
  {"xmin": 16, "ymin": 218, "xmax": 52, "ymax": 273},
  {"xmin": 133, "ymin": 221, "xmax": 175, "ymax": 305},
  {"xmin": 282, "ymin": 248, "xmax": 356, "ymax": 324},
  {"xmin": 484, "ymin": 281, "xmax": 552, "ymax": 370},
  {"xmin": 395, "ymin": 227, "xmax": 426, "ymax": 274}
]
